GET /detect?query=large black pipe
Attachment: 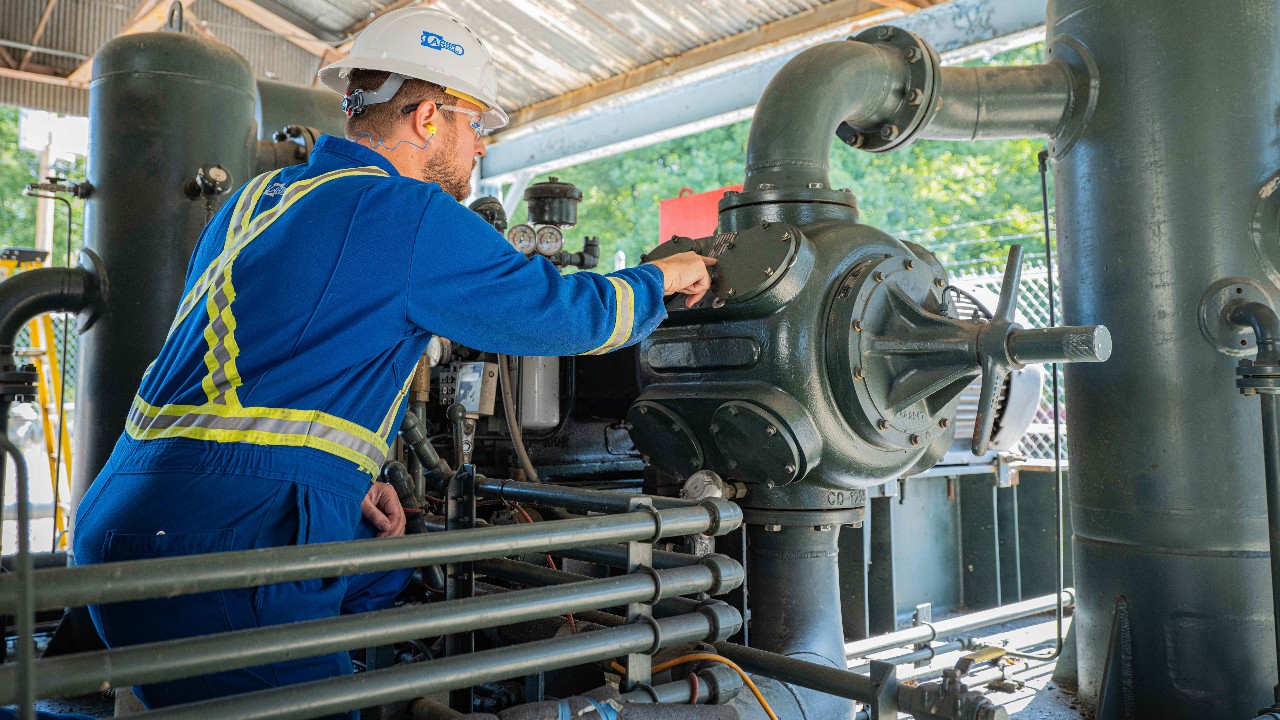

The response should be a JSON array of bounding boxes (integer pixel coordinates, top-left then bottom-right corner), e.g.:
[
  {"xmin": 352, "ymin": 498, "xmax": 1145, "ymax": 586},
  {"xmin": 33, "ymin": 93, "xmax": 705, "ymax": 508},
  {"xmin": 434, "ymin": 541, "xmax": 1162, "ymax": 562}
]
[
  {"xmin": 745, "ymin": 522, "xmax": 851, "ymax": 719},
  {"xmin": 0, "ymin": 265, "xmax": 98, "ymax": 356}
]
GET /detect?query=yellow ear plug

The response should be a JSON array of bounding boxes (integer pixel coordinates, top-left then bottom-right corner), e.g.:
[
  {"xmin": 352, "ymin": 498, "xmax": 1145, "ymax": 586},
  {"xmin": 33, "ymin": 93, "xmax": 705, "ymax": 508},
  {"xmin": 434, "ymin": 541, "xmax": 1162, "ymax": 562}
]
[{"xmin": 426, "ymin": 123, "xmax": 436, "ymax": 135}]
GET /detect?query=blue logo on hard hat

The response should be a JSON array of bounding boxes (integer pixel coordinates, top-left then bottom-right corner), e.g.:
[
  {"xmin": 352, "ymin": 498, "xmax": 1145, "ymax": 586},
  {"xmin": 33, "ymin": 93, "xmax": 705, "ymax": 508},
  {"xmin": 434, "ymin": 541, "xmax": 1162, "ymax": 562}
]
[{"xmin": 421, "ymin": 32, "xmax": 465, "ymax": 56}]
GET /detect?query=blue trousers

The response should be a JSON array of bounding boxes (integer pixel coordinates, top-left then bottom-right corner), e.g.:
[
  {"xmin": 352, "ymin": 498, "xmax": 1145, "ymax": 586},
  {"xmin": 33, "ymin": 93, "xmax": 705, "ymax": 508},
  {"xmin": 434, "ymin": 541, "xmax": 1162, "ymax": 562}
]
[{"xmin": 73, "ymin": 460, "xmax": 413, "ymax": 713}]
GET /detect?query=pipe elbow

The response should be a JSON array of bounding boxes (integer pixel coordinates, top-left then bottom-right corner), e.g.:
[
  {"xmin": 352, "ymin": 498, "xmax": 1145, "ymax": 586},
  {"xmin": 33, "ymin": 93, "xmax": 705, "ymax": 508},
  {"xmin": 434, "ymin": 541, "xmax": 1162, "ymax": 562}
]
[
  {"xmin": 0, "ymin": 265, "xmax": 100, "ymax": 352},
  {"xmin": 743, "ymin": 39, "xmax": 908, "ymax": 191}
]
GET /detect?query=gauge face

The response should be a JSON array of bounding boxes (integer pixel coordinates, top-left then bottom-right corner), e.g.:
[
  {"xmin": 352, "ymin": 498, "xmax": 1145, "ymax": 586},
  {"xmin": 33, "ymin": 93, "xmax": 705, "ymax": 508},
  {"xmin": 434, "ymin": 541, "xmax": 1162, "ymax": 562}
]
[
  {"xmin": 507, "ymin": 224, "xmax": 536, "ymax": 255},
  {"xmin": 535, "ymin": 225, "xmax": 564, "ymax": 257}
]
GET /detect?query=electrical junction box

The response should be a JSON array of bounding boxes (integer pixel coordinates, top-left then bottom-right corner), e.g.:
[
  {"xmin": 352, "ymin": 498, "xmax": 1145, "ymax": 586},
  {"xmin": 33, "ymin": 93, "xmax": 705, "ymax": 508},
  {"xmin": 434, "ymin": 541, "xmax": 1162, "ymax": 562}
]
[{"xmin": 444, "ymin": 361, "xmax": 498, "ymax": 416}]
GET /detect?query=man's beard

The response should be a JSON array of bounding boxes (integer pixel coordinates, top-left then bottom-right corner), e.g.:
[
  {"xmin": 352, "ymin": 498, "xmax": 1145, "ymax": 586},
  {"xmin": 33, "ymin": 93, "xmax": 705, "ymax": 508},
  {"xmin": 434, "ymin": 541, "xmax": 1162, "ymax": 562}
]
[{"xmin": 419, "ymin": 125, "xmax": 472, "ymax": 201}]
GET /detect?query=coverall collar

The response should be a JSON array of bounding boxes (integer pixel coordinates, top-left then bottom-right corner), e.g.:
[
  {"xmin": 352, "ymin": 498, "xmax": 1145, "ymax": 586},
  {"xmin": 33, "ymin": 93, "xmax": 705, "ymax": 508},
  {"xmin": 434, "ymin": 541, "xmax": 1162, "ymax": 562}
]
[{"xmin": 312, "ymin": 135, "xmax": 401, "ymax": 176}]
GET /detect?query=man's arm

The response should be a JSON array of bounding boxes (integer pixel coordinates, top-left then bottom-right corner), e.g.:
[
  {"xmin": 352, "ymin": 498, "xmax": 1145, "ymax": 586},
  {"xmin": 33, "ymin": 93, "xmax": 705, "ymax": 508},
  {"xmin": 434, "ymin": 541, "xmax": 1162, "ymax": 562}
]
[{"xmin": 407, "ymin": 194, "xmax": 710, "ymax": 356}]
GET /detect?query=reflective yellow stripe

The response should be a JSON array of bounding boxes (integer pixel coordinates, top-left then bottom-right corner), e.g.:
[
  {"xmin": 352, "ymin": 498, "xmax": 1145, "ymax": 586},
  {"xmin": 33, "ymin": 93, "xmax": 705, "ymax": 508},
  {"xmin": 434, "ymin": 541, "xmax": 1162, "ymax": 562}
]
[
  {"xmin": 377, "ymin": 370, "xmax": 416, "ymax": 438},
  {"xmin": 579, "ymin": 277, "xmax": 636, "ymax": 356},
  {"xmin": 226, "ymin": 171, "xmax": 278, "ymax": 250},
  {"xmin": 127, "ymin": 396, "xmax": 389, "ymax": 477},
  {"xmin": 134, "ymin": 164, "xmax": 395, "ymax": 478},
  {"xmin": 170, "ymin": 167, "xmax": 386, "ymax": 338}
]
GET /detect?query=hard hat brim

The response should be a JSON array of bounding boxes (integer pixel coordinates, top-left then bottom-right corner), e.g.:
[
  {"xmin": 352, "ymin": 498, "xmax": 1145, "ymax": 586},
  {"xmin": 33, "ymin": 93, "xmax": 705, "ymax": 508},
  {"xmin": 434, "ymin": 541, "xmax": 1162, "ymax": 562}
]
[{"xmin": 319, "ymin": 56, "xmax": 509, "ymax": 130}]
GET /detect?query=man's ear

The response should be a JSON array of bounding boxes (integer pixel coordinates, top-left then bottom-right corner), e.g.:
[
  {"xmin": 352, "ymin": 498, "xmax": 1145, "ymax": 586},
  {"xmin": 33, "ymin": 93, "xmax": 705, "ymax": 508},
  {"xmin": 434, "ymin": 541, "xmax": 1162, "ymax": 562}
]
[{"xmin": 410, "ymin": 101, "xmax": 438, "ymax": 145}]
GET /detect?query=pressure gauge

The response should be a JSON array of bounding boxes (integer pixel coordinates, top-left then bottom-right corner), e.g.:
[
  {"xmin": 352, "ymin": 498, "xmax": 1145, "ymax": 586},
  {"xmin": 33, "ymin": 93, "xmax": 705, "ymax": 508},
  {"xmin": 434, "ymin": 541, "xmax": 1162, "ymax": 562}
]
[
  {"xmin": 535, "ymin": 225, "xmax": 564, "ymax": 257},
  {"xmin": 507, "ymin": 224, "xmax": 536, "ymax": 255}
]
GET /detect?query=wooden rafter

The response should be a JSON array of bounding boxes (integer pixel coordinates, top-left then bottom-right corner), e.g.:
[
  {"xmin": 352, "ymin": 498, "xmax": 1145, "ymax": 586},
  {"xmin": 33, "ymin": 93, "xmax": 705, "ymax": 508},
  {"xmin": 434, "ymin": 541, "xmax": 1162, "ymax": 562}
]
[
  {"xmin": 865, "ymin": 0, "xmax": 934, "ymax": 11},
  {"xmin": 0, "ymin": 45, "xmax": 18, "ymax": 70},
  {"xmin": 215, "ymin": 0, "xmax": 332, "ymax": 57},
  {"xmin": 19, "ymin": 0, "xmax": 60, "ymax": 71}
]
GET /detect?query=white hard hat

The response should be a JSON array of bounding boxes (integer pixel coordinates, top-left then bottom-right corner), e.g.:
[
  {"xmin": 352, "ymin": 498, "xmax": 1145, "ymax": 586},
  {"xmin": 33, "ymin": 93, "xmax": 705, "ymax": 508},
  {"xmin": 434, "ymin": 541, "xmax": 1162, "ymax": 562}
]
[{"xmin": 319, "ymin": 7, "xmax": 508, "ymax": 130}]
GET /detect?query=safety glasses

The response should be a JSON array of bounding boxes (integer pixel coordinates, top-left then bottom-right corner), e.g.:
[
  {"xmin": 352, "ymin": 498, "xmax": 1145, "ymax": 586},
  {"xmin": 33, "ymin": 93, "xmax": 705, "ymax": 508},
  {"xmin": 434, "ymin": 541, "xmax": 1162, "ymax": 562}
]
[{"xmin": 401, "ymin": 101, "xmax": 485, "ymax": 141}]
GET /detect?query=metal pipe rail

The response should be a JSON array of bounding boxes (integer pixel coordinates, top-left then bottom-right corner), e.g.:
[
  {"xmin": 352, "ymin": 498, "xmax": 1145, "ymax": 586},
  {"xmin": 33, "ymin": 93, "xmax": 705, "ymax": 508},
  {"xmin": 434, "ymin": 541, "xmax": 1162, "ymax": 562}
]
[
  {"xmin": 477, "ymin": 557, "xmax": 706, "ymax": 619},
  {"xmin": 843, "ymin": 590, "xmax": 1075, "ymax": 661},
  {"xmin": 0, "ymin": 560, "xmax": 742, "ymax": 704},
  {"xmin": 476, "ymin": 478, "xmax": 693, "ymax": 513},
  {"xmin": 0, "ymin": 498, "xmax": 741, "ymax": 613},
  {"xmin": 139, "ymin": 608, "xmax": 741, "ymax": 720}
]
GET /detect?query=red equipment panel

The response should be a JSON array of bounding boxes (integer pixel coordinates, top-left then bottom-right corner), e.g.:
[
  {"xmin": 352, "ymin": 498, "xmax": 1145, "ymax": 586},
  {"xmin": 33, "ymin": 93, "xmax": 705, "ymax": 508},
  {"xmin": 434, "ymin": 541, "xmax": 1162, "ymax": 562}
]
[{"xmin": 658, "ymin": 185, "xmax": 742, "ymax": 243}]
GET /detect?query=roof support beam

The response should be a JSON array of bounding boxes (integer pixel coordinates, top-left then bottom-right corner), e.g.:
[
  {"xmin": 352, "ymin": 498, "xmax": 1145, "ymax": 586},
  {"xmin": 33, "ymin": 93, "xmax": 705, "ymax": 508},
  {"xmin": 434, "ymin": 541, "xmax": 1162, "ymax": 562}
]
[
  {"xmin": 214, "ymin": 0, "xmax": 333, "ymax": 57},
  {"xmin": 0, "ymin": 66, "xmax": 75, "ymax": 88},
  {"xmin": 480, "ymin": 0, "xmax": 1046, "ymax": 184},
  {"xmin": 19, "ymin": 0, "xmax": 60, "ymax": 71}
]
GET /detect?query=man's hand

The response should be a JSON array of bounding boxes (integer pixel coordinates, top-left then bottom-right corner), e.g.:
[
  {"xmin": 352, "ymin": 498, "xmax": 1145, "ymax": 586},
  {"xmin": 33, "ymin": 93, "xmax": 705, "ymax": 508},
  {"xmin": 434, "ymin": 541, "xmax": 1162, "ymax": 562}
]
[
  {"xmin": 646, "ymin": 251, "xmax": 717, "ymax": 308},
  {"xmin": 362, "ymin": 483, "xmax": 406, "ymax": 538}
]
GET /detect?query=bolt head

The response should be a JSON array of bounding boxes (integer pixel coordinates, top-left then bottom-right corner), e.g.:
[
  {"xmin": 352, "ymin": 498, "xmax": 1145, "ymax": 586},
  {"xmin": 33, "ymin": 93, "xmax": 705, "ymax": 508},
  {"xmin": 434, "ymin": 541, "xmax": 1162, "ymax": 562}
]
[
  {"xmin": 766, "ymin": 426, "xmax": 777, "ymax": 436},
  {"xmin": 670, "ymin": 423, "xmax": 681, "ymax": 433},
  {"xmin": 727, "ymin": 460, "xmax": 738, "ymax": 469},
  {"xmin": 906, "ymin": 88, "xmax": 925, "ymax": 106},
  {"xmin": 763, "ymin": 524, "xmax": 783, "ymax": 532},
  {"xmin": 939, "ymin": 418, "xmax": 951, "ymax": 429},
  {"xmin": 904, "ymin": 259, "xmax": 915, "ymax": 270},
  {"xmin": 638, "ymin": 406, "xmax": 648, "ymax": 414},
  {"xmin": 815, "ymin": 524, "xmax": 833, "ymax": 532},
  {"xmin": 784, "ymin": 464, "xmax": 796, "ymax": 474},
  {"xmin": 726, "ymin": 288, "xmax": 736, "ymax": 297},
  {"xmin": 761, "ymin": 222, "xmax": 771, "ymax": 229},
  {"xmin": 878, "ymin": 419, "xmax": 890, "ymax": 430},
  {"xmin": 880, "ymin": 124, "xmax": 900, "ymax": 141},
  {"xmin": 874, "ymin": 271, "xmax": 885, "ymax": 282},
  {"xmin": 690, "ymin": 457, "xmax": 700, "ymax": 467},
  {"xmin": 764, "ymin": 266, "xmax": 774, "ymax": 275},
  {"xmin": 877, "ymin": 26, "xmax": 895, "ymax": 40},
  {"xmin": 709, "ymin": 423, "xmax": 720, "ymax": 434},
  {"xmin": 728, "ymin": 406, "xmax": 739, "ymax": 416},
  {"xmin": 905, "ymin": 46, "xmax": 922, "ymax": 62},
  {"xmin": 853, "ymin": 366, "xmax": 865, "ymax": 380},
  {"xmin": 808, "ymin": 182, "xmax": 824, "ymax": 189},
  {"xmin": 853, "ymin": 320, "xmax": 863, "ymax": 332},
  {"xmin": 781, "ymin": 232, "xmax": 791, "ymax": 241},
  {"xmin": 910, "ymin": 434, "xmax": 922, "ymax": 446},
  {"xmin": 934, "ymin": 278, "xmax": 946, "ymax": 288}
]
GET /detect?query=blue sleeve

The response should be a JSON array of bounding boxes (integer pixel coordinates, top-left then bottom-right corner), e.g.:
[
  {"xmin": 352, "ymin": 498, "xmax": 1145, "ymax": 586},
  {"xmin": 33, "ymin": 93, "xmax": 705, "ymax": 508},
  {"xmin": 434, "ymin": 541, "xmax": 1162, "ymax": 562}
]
[{"xmin": 407, "ymin": 192, "xmax": 667, "ymax": 356}]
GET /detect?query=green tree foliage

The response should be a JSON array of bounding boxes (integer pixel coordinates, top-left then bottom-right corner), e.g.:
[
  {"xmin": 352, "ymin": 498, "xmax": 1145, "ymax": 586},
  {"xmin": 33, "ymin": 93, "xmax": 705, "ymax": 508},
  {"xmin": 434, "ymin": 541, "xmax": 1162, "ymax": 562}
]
[
  {"xmin": 509, "ymin": 43, "xmax": 1052, "ymax": 276},
  {"xmin": 0, "ymin": 105, "xmax": 87, "ymax": 268}
]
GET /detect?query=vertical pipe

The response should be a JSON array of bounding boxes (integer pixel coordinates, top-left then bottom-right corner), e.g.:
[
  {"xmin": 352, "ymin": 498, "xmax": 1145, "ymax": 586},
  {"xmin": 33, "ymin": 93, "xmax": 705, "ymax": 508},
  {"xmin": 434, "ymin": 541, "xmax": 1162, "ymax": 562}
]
[
  {"xmin": 70, "ymin": 32, "xmax": 256, "ymax": 527},
  {"xmin": 746, "ymin": 523, "xmax": 854, "ymax": 719},
  {"xmin": 1263, "ymin": 392, "xmax": 1280, "ymax": 702},
  {"xmin": 1049, "ymin": 0, "xmax": 1280, "ymax": 713}
]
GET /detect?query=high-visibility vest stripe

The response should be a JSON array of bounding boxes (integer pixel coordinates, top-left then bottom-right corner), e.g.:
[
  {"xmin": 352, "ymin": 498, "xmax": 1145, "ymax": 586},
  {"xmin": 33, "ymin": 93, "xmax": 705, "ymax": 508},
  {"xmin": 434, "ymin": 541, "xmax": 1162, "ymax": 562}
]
[
  {"xmin": 130, "ymin": 166, "xmax": 400, "ymax": 479},
  {"xmin": 579, "ymin": 276, "xmax": 636, "ymax": 356}
]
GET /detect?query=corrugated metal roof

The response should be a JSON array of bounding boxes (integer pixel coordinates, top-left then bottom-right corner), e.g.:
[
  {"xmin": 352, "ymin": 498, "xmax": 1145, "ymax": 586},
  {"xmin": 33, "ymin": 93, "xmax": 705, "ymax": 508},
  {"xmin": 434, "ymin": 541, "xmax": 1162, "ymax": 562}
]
[
  {"xmin": 0, "ymin": 0, "xmax": 927, "ymax": 117},
  {"xmin": 413, "ymin": 0, "xmax": 855, "ymax": 111}
]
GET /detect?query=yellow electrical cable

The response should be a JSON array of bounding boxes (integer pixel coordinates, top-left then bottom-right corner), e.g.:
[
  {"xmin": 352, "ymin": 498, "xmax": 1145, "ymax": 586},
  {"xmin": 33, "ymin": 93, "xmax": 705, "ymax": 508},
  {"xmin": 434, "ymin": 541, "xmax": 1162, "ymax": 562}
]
[{"xmin": 610, "ymin": 653, "xmax": 779, "ymax": 720}]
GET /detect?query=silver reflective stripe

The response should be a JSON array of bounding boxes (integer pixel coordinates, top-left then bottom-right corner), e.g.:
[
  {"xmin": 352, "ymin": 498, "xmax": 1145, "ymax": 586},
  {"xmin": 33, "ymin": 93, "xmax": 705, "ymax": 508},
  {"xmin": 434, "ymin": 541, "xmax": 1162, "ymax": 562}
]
[{"xmin": 128, "ymin": 403, "xmax": 388, "ymax": 468}]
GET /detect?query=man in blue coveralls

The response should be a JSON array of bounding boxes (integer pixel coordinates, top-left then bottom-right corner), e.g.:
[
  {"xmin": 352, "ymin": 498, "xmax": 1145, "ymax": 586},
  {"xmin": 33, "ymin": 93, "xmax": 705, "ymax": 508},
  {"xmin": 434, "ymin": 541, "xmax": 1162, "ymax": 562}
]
[{"xmin": 71, "ymin": 6, "xmax": 715, "ymax": 712}]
